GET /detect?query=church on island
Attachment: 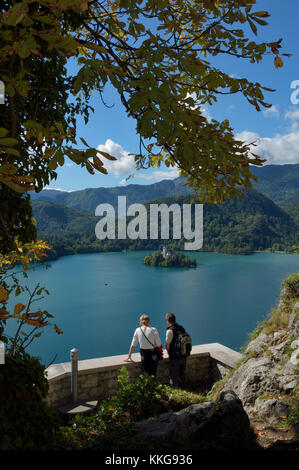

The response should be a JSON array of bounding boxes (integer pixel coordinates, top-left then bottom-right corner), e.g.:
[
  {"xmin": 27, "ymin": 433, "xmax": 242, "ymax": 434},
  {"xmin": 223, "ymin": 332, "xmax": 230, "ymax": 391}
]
[{"xmin": 162, "ymin": 245, "xmax": 173, "ymax": 259}]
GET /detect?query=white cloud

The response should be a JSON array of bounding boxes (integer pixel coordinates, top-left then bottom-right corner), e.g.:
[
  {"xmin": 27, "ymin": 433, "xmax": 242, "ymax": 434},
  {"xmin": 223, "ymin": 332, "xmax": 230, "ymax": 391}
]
[
  {"xmin": 185, "ymin": 92, "xmax": 211, "ymax": 122},
  {"xmin": 138, "ymin": 168, "xmax": 180, "ymax": 182},
  {"xmin": 119, "ymin": 168, "xmax": 180, "ymax": 186},
  {"xmin": 96, "ymin": 139, "xmax": 135, "ymax": 177},
  {"xmin": 284, "ymin": 107, "xmax": 299, "ymax": 121},
  {"xmin": 96, "ymin": 139, "xmax": 181, "ymax": 185},
  {"xmin": 262, "ymin": 105, "xmax": 279, "ymax": 118},
  {"xmin": 289, "ymin": 122, "xmax": 299, "ymax": 132},
  {"xmin": 201, "ymin": 104, "xmax": 211, "ymax": 122},
  {"xmin": 43, "ymin": 187, "xmax": 75, "ymax": 192},
  {"xmin": 235, "ymin": 130, "xmax": 299, "ymax": 165}
]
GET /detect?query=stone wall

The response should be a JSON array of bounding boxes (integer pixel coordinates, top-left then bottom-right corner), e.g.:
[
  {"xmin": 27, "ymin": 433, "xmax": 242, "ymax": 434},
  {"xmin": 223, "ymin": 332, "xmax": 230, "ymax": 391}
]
[{"xmin": 45, "ymin": 343, "xmax": 242, "ymax": 409}]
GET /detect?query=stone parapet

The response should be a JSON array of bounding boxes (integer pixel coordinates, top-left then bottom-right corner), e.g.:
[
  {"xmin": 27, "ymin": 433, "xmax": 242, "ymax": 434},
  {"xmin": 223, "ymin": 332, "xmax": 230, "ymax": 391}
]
[{"xmin": 45, "ymin": 343, "xmax": 242, "ymax": 408}]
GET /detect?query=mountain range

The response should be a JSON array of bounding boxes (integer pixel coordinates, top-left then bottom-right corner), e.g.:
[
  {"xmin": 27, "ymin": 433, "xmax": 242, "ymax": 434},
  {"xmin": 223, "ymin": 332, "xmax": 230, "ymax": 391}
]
[
  {"xmin": 31, "ymin": 182, "xmax": 298, "ymax": 260},
  {"xmin": 30, "ymin": 163, "xmax": 299, "ymax": 259},
  {"xmin": 31, "ymin": 163, "xmax": 299, "ymax": 212}
]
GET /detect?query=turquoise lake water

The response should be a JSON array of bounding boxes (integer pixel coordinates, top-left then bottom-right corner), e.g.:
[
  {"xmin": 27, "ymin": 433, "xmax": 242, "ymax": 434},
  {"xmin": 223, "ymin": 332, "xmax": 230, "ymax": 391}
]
[{"xmin": 5, "ymin": 251, "xmax": 299, "ymax": 365}]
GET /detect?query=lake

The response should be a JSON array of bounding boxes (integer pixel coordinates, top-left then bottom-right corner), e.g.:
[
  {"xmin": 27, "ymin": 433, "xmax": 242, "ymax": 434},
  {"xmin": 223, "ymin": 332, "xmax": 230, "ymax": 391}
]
[{"xmin": 5, "ymin": 251, "xmax": 299, "ymax": 366}]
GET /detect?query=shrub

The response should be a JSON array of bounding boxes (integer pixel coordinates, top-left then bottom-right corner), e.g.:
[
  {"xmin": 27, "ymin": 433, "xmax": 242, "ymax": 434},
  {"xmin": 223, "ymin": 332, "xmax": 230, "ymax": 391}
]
[
  {"xmin": 100, "ymin": 367, "xmax": 169, "ymax": 422},
  {"xmin": 282, "ymin": 272, "xmax": 299, "ymax": 298},
  {"xmin": 57, "ymin": 367, "xmax": 209, "ymax": 450},
  {"xmin": 0, "ymin": 351, "xmax": 60, "ymax": 450},
  {"xmin": 261, "ymin": 307, "xmax": 290, "ymax": 335}
]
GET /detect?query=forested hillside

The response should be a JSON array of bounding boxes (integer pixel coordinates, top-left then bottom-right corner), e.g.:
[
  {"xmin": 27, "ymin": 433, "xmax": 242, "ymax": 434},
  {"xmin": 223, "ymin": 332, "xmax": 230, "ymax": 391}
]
[
  {"xmin": 250, "ymin": 164, "xmax": 299, "ymax": 206},
  {"xmin": 32, "ymin": 189, "xmax": 298, "ymax": 260}
]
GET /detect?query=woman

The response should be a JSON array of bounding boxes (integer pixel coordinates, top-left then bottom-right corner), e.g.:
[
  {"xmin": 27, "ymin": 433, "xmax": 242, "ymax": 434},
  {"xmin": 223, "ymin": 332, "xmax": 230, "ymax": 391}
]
[{"xmin": 124, "ymin": 314, "xmax": 162, "ymax": 378}]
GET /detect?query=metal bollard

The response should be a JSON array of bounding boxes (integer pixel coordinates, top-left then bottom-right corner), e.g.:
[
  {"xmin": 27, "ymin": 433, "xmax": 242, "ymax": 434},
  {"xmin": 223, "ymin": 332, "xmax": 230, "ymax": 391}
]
[{"xmin": 70, "ymin": 348, "xmax": 79, "ymax": 403}]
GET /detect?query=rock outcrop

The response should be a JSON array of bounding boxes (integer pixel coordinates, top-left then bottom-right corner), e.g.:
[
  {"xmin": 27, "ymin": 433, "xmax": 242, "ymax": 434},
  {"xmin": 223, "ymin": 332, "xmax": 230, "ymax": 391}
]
[
  {"xmin": 220, "ymin": 279, "xmax": 299, "ymax": 428},
  {"xmin": 134, "ymin": 390, "xmax": 259, "ymax": 450}
]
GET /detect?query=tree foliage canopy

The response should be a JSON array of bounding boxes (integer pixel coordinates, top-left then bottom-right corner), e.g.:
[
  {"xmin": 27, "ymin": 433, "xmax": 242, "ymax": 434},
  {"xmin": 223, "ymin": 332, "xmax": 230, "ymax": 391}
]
[{"xmin": 0, "ymin": 0, "xmax": 289, "ymax": 249}]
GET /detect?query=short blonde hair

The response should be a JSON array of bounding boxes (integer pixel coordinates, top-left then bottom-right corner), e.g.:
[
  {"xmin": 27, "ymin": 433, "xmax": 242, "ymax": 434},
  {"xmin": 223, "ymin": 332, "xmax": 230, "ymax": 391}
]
[{"xmin": 139, "ymin": 314, "xmax": 150, "ymax": 326}]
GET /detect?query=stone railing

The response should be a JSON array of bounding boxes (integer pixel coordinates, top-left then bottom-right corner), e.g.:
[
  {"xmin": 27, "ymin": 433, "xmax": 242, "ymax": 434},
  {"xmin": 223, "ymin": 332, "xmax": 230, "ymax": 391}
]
[{"xmin": 45, "ymin": 343, "xmax": 242, "ymax": 409}]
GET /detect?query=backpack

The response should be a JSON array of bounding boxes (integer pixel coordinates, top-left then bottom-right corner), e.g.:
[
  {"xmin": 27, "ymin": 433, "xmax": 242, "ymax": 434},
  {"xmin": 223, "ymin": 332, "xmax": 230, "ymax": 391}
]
[{"xmin": 171, "ymin": 326, "xmax": 192, "ymax": 358}]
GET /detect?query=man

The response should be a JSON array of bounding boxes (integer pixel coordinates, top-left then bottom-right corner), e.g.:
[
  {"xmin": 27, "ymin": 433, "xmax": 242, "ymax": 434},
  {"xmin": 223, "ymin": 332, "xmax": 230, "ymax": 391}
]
[{"xmin": 165, "ymin": 312, "xmax": 187, "ymax": 389}]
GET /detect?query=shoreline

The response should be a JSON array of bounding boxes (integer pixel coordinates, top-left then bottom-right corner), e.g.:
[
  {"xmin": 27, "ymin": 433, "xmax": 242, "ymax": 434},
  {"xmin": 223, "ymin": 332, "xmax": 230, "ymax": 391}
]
[{"xmin": 40, "ymin": 246, "xmax": 297, "ymax": 264}]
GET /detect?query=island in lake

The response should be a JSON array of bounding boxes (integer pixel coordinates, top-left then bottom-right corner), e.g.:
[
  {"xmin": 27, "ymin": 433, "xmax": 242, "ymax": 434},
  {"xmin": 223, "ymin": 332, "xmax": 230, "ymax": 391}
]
[{"xmin": 142, "ymin": 246, "xmax": 197, "ymax": 268}]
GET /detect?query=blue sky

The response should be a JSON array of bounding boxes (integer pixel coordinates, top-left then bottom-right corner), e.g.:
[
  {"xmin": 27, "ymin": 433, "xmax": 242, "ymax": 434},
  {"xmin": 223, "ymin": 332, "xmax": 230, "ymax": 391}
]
[{"xmin": 49, "ymin": 0, "xmax": 299, "ymax": 192}]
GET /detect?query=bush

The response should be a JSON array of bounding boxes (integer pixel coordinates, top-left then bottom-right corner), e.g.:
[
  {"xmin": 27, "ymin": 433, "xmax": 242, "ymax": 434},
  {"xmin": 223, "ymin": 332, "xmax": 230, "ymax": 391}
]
[
  {"xmin": 58, "ymin": 369, "xmax": 170, "ymax": 449},
  {"xmin": 100, "ymin": 367, "xmax": 169, "ymax": 422},
  {"xmin": 0, "ymin": 351, "xmax": 60, "ymax": 449},
  {"xmin": 57, "ymin": 367, "xmax": 208, "ymax": 450},
  {"xmin": 282, "ymin": 272, "xmax": 299, "ymax": 298}
]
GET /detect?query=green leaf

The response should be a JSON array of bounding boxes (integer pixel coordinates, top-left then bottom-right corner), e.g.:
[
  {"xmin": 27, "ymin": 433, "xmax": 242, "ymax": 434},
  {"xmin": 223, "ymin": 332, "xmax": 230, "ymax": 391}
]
[
  {"xmin": 0, "ymin": 137, "xmax": 19, "ymax": 146},
  {"xmin": 252, "ymin": 17, "xmax": 268, "ymax": 26},
  {"xmin": 3, "ymin": 2, "xmax": 28, "ymax": 26},
  {"xmin": 97, "ymin": 150, "xmax": 117, "ymax": 161},
  {"xmin": 252, "ymin": 11, "xmax": 270, "ymax": 18},
  {"xmin": 85, "ymin": 160, "xmax": 95, "ymax": 174},
  {"xmin": 32, "ymin": 15, "xmax": 58, "ymax": 25},
  {"xmin": 0, "ymin": 128, "xmax": 9, "ymax": 138},
  {"xmin": 5, "ymin": 83, "xmax": 15, "ymax": 97},
  {"xmin": 92, "ymin": 155, "xmax": 104, "ymax": 170},
  {"xmin": 15, "ymin": 81, "xmax": 30, "ymax": 97},
  {"xmin": 23, "ymin": 120, "xmax": 41, "ymax": 129},
  {"xmin": 54, "ymin": 121, "xmax": 65, "ymax": 134},
  {"xmin": 3, "ymin": 147, "xmax": 20, "ymax": 157},
  {"xmin": 18, "ymin": 36, "xmax": 37, "ymax": 59},
  {"xmin": 80, "ymin": 137, "xmax": 91, "ymax": 147},
  {"xmin": 0, "ymin": 163, "xmax": 17, "ymax": 175},
  {"xmin": 15, "ymin": 285, "xmax": 21, "ymax": 296},
  {"xmin": 248, "ymin": 17, "xmax": 257, "ymax": 35},
  {"xmin": 43, "ymin": 147, "xmax": 56, "ymax": 160},
  {"xmin": 48, "ymin": 159, "xmax": 58, "ymax": 170},
  {"xmin": 56, "ymin": 149, "xmax": 64, "ymax": 166}
]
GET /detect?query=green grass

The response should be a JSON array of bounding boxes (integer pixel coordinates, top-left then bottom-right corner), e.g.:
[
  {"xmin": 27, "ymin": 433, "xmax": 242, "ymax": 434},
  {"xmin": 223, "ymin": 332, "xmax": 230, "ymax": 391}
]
[{"xmin": 162, "ymin": 386, "xmax": 209, "ymax": 410}]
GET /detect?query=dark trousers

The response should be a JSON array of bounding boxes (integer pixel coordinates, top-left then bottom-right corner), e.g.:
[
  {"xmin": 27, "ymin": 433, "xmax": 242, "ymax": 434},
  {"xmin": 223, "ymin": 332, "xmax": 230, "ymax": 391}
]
[
  {"xmin": 140, "ymin": 349, "xmax": 158, "ymax": 378},
  {"xmin": 169, "ymin": 357, "xmax": 186, "ymax": 388}
]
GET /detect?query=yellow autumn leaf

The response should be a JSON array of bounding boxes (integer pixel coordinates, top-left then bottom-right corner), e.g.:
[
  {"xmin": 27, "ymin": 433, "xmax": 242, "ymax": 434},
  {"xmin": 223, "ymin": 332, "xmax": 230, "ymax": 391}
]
[
  {"xmin": 0, "ymin": 308, "xmax": 10, "ymax": 318},
  {"xmin": 14, "ymin": 303, "xmax": 26, "ymax": 316},
  {"xmin": 54, "ymin": 324, "xmax": 63, "ymax": 334},
  {"xmin": 274, "ymin": 56, "xmax": 283, "ymax": 68},
  {"xmin": 25, "ymin": 319, "xmax": 47, "ymax": 327},
  {"xmin": 0, "ymin": 286, "xmax": 9, "ymax": 302}
]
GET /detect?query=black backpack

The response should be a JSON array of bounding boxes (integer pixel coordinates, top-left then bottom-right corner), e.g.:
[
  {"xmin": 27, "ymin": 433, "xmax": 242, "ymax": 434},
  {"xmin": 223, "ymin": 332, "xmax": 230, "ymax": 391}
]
[{"xmin": 171, "ymin": 325, "xmax": 192, "ymax": 358}]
